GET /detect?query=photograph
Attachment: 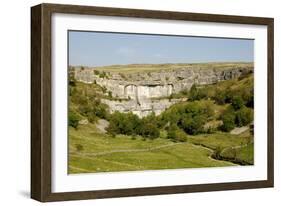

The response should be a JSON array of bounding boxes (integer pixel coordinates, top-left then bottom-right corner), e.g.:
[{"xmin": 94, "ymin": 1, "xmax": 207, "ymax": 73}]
[{"xmin": 67, "ymin": 31, "xmax": 254, "ymax": 174}]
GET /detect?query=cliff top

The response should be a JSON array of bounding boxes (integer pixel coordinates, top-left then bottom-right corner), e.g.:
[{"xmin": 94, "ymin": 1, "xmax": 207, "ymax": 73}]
[{"xmin": 71, "ymin": 62, "xmax": 253, "ymax": 74}]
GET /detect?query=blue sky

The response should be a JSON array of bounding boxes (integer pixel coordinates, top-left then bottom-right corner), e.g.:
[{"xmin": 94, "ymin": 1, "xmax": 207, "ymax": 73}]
[{"xmin": 68, "ymin": 31, "xmax": 254, "ymax": 67}]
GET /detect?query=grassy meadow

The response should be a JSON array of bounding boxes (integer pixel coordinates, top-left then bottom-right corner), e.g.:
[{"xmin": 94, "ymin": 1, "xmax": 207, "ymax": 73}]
[{"xmin": 68, "ymin": 124, "xmax": 238, "ymax": 174}]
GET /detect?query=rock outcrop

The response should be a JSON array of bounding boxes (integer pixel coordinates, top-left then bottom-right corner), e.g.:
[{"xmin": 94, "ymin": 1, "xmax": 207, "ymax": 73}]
[{"xmin": 71, "ymin": 63, "xmax": 253, "ymax": 117}]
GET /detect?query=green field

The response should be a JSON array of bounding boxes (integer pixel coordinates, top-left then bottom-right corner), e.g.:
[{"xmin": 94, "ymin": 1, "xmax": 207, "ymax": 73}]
[{"xmin": 68, "ymin": 124, "xmax": 240, "ymax": 174}]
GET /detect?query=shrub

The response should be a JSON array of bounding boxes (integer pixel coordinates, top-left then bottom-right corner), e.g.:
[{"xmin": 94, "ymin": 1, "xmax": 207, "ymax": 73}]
[
  {"xmin": 189, "ymin": 84, "xmax": 207, "ymax": 101},
  {"xmin": 107, "ymin": 112, "xmax": 139, "ymax": 135},
  {"xmin": 212, "ymin": 146, "xmax": 222, "ymax": 159},
  {"xmin": 212, "ymin": 88, "xmax": 232, "ymax": 105},
  {"xmin": 180, "ymin": 113, "xmax": 207, "ymax": 135},
  {"xmin": 68, "ymin": 110, "xmax": 81, "ymax": 129},
  {"xmin": 77, "ymin": 98, "xmax": 108, "ymax": 122},
  {"xmin": 231, "ymin": 96, "xmax": 244, "ymax": 110},
  {"xmin": 212, "ymin": 89, "xmax": 224, "ymax": 104},
  {"xmin": 235, "ymin": 106, "xmax": 254, "ymax": 127},
  {"xmin": 167, "ymin": 124, "xmax": 187, "ymax": 142},
  {"xmin": 140, "ymin": 123, "xmax": 160, "ymax": 139},
  {"xmin": 106, "ymin": 112, "xmax": 160, "ymax": 139},
  {"xmin": 243, "ymin": 89, "xmax": 254, "ymax": 108},
  {"xmin": 94, "ymin": 103, "xmax": 108, "ymax": 119},
  {"xmin": 69, "ymin": 79, "xmax": 76, "ymax": 87},
  {"xmin": 220, "ymin": 108, "xmax": 236, "ymax": 132},
  {"xmin": 159, "ymin": 101, "xmax": 215, "ymax": 135},
  {"xmin": 106, "ymin": 124, "xmax": 117, "ymax": 137},
  {"xmin": 94, "ymin": 70, "xmax": 100, "ymax": 75},
  {"xmin": 99, "ymin": 71, "xmax": 107, "ymax": 78}
]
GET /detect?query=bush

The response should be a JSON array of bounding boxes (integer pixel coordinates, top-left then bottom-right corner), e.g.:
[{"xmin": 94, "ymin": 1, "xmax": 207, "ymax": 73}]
[
  {"xmin": 99, "ymin": 71, "xmax": 107, "ymax": 78},
  {"xmin": 212, "ymin": 89, "xmax": 224, "ymax": 104},
  {"xmin": 212, "ymin": 88, "xmax": 232, "ymax": 105},
  {"xmin": 94, "ymin": 70, "xmax": 100, "ymax": 75},
  {"xmin": 77, "ymin": 98, "xmax": 108, "ymax": 122},
  {"xmin": 140, "ymin": 123, "xmax": 160, "ymax": 139},
  {"xmin": 212, "ymin": 146, "xmax": 222, "ymax": 159},
  {"xmin": 159, "ymin": 101, "xmax": 215, "ymax": 135},
  {"xmin": 69, "ymin": 81, "xmax": 110, "ymax": 122},
  {"xmin": 69, "ymin": 79, "xmax": 76, "ymax": 87},
  {"xmin": 167, "ymin": 124, "xmax": 187, "ymax": 142},
  {"xmin": 243, "ymin": 89, "xmax": 254, "ymax": 108},
  {"xmin": 220, "ymin": 108, "xmax": 236, "ymax": 132},
  {"xmin": 106, "ymin": 112, "xmax": 160, "ymax": 139},
  {"xmin": 231, "ymin": 96, "xmax": 244, "ymax": 110},
  {"xmin": 180, "ymin": 113, "xmax": 207, "ymax": 135},
  {"xmin": 68, "ymin": 110, "xmax": 81, "ymax": 129},
  {"xmin": 94, "ymin": 103, "xmax": 108, "ymax": 119},
  {"xmin": 189, "ymin": 84, "xmax": 207, "ymax": 101},
  {"xmin": 235, "ymin": 106, "xmax": 254, "ymax": 127}
]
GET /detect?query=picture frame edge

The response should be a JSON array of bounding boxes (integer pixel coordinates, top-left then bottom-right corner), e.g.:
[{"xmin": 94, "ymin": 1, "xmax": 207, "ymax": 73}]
[{"xmin": 31, "ymin": 3, "xmax": 274, "ymax": 202}]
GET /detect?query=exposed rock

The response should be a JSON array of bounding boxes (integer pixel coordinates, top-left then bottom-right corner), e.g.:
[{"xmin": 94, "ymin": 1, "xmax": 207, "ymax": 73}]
[
  {"xmin": 101, "ymin": 98, "xmax": 187, "ymax": 118},
  {"xmin": 230, "ymin": 126, "xmax": 249, "ymax": 135},
  {"xmin": 79, "ymin": 119, "xmax": 89, "ymax": 125},
  {"xmin": 95, "ymin": 119, "xmax": 109, "ymax": 133},
  {"xmin": 71, "ymin": 63, "xmax": 253, "ymax": 117}
]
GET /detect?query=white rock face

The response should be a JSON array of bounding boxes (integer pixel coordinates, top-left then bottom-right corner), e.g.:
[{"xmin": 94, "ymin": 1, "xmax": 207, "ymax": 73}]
[
  {"xmin": 71, "ymin": 64, "xmax": 253, "ymax": 117},
  {"xmin": 101, "ymin": 98, "xmax": 186, "ymax": 118}
]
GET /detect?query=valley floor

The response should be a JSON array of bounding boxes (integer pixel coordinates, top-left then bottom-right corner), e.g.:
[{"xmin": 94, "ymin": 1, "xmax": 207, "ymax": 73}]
[{"xmin": 68, "ymin": 123, "xmax": 253, "ymax": 174}]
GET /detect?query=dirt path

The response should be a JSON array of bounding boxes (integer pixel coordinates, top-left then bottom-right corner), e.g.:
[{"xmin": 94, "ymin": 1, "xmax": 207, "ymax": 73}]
[{"xmin": 230, "ymin": 126, "xmax": 249, "ymax": 135}]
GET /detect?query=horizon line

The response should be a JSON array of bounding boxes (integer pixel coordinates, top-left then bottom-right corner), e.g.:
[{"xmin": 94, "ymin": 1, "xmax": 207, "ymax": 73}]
[{"xmin": 69, "ymin": 61, "xmax": 254, "ymax": 68}]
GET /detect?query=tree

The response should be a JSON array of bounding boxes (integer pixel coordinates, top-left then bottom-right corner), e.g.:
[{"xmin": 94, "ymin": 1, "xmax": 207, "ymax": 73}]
[
  {"xmin": 235, "ymin": 106, "xmax": 254, "ymax": 127},
  {"xmin": 141, "ymin": 123, "xmax": 160, "ymax": 139},
  {"xmin": 231, "ymin": 95, "xmax": 244, "ymax": 110},
  {"xmin": 180, "ymin": 113, "xmax": 206, "ymax": 135},
  {"xmin": 220, "ymin": 108, "xmax": 236, "ymax": 132}
]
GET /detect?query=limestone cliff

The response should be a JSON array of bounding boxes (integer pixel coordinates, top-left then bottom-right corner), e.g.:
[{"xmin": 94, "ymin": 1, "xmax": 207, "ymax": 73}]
[{"xmin": 70, "ymin": 63, "xmax": 253, "ymax": 117}]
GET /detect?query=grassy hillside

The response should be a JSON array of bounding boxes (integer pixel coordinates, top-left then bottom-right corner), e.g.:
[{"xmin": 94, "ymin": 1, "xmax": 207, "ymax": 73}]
[{"xmin": 69, "ymin": 124, "xmax": 236, "ymax": 173}]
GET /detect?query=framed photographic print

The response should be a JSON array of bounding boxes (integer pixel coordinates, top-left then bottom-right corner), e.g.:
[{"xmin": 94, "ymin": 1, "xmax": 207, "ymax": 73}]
[{"xmin": 31, "ymin": 3, "xmax": 274, "ymax": 202}]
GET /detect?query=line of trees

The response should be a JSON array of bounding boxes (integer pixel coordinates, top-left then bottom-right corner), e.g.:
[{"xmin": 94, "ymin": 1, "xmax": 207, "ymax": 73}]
[{"xmin": 106, "ymin": 112, "xmax": 160, "ymax": 139}]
